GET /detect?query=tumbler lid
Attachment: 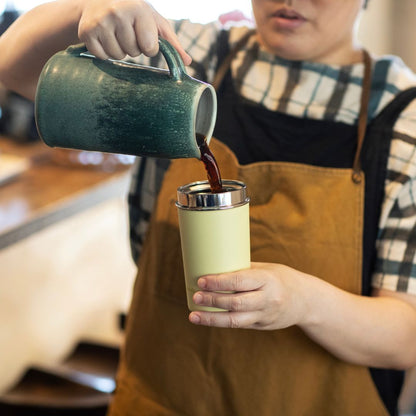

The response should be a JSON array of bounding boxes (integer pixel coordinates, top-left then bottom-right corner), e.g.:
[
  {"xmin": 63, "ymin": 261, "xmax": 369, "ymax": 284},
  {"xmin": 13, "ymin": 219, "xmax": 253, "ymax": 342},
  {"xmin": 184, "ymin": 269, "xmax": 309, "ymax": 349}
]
[{"xmin": 176, "ymin": 180, "xmax": 249, "ymax": 210}]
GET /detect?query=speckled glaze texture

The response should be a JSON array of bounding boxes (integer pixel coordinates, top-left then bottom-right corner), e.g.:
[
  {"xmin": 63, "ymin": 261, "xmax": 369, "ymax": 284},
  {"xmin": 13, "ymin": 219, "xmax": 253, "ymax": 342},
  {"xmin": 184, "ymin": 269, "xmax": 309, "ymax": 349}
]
[{"xmin": 35, "ymin": 39, "xmax": 217, "ymax": 159}]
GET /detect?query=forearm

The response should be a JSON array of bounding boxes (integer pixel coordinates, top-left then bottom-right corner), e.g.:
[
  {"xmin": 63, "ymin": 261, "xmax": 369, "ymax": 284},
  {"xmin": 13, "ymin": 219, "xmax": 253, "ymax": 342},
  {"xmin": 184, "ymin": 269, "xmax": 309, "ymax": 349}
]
[
  {"xmin": 298, "ymin": 273, "xmax": 416, "ymax": 369},
  {"xmin": 0, "ymin": 0, "xmax": 191, "ymax": 101},
  {"xmin": 191, "ymin": 262, "xmax": 416, "ymax": 369},
  {"xmin": 0, "ymin": 0, "xmax": 83, "ymax": 100}
]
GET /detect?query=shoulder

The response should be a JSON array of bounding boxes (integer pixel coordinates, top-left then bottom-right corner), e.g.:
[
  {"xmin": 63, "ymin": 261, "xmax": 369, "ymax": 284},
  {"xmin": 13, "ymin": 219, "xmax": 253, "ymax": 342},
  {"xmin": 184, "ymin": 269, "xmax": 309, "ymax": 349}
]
[
  {"xmin": 174, "ymin": 22, "xmax": 254, "ymax": 82},
  {"xmin": 371, "ymin": 54, "xmax": 416, "ymax": 94},
  {"xmin": 174, "ymin": 20, "xmax": 253, "ymax": 48},
  {"xmin": 171, "ymin": 20, "xmax": 222, "ymax": 81},
  {"xmin": 369, "ymin": 57, "xmax": 416, "ymax": 293},
  {"xmin": 372, "ymin": 54, "xmax": 416, "ymax": 136},
  {"xmin": 377, "ymin": 56, "xmax": 416, "ymax": 237},
  {"xmin": 173, "ymin": 19, "xmax": 222, "ymax": 54}
]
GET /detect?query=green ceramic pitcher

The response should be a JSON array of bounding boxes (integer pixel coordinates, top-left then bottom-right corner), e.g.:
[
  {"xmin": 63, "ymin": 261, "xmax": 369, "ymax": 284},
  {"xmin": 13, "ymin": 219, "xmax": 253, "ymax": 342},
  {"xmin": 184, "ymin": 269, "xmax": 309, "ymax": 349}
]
[{"xmin": 35, "ymin": 39, "xmax": 217, "ymax": 159}]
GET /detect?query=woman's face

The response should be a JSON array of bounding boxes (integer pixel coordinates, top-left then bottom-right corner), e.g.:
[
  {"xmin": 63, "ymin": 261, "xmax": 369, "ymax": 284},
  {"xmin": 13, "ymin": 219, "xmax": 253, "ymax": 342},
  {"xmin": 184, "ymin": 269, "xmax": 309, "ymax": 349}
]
[{"xmin": 251, "ymin": 0, "xmax": 365, "ymax": 64}]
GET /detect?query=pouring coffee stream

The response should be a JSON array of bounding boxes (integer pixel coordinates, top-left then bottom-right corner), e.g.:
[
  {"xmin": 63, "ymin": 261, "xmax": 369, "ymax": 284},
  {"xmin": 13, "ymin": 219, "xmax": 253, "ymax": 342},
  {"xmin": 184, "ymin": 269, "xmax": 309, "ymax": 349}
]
[{"xmin": 196, "ymin": 133, "xmax": 224, "ymax": 193}]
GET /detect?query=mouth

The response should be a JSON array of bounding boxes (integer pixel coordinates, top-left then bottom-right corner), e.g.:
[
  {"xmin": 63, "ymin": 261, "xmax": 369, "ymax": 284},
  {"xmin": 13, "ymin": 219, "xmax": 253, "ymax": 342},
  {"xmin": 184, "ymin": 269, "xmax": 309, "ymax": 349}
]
[
  {"xmin": 272, "ymin": 8, "xmax": 306, "ymax": 21},
  {"xmin": 269, "ymin": 8, "xmax": 306, "ymax": 29},
  {"xmin": 270, "ymin": 7, "xmax": 307, "ymax": 33}
]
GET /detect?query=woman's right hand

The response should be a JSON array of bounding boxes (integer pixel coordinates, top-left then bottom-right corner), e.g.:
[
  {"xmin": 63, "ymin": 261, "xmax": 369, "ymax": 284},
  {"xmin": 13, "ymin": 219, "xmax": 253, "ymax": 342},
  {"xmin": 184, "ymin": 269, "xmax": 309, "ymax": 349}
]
[{"xmin": 77, "ymin": 0, "xmax": 192, "ymax": 64}]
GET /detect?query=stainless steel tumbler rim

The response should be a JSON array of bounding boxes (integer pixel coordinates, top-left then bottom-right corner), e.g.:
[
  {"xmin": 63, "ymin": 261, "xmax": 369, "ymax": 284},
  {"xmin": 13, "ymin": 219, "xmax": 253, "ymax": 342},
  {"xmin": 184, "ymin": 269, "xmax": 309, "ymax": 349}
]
[{"xmin": 176, "ymin": 180, "xmax": 249, "ymax": 210}]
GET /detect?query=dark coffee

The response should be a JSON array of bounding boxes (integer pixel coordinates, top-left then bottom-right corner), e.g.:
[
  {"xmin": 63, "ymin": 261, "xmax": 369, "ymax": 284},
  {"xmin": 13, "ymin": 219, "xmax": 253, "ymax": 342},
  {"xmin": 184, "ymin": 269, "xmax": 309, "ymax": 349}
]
[{"xmin": 196, "ymin": 133, "xmax": 223, "ymax": 193}]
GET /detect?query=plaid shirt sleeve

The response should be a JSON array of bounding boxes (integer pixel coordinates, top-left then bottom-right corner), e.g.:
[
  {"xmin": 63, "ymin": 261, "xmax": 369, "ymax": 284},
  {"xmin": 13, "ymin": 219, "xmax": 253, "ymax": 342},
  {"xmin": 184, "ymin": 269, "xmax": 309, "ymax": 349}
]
[
  {"xmin": 372, "ymin": 99, "xmax": 416, "ymax": 294},
  {"xmin": 128, "ymin": 157, "xmax": 171, "ymax": 264}
]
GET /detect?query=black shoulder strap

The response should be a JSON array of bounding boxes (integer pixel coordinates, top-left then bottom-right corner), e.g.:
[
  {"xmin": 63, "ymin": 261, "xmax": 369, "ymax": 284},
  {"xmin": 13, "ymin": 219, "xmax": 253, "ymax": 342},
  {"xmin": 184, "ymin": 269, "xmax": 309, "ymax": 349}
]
[
  {"xmin": 372, "ymin": 87, "xmax": 416, "ymax": 128},
  {"xmin": 216, "ymin": 29, "xmax": 230, "ymax": 70},
  {"xmin": 212, "ymin": 29, "xmax": 256, "ymax": 91}
]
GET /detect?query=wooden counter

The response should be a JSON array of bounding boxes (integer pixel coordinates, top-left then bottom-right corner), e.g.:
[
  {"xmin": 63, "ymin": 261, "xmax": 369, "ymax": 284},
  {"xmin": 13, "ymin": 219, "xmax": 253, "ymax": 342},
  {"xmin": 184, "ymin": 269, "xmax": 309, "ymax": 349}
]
[
  {"xmin": 0, "ymin": 136, "xmax": 137, "ymax": 393},
  {"xmin": 0, "ymin": 136, "xmax": 132, "ymax": 249}
]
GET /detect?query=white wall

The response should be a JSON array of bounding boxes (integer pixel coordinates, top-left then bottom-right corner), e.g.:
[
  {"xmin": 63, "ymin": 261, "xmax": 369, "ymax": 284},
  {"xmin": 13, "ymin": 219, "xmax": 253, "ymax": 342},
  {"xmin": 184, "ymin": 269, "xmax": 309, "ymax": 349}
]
[
  {"xmin": 358, "ymin": 0, "xmax": 416, "ymax": 70},
  {"xmin": 392, "ymin": 0, "xmax": 416, "ymax": 71},
  {"xmin": 358, "ymin": 0, "xmax": 393, "ymax": 55}
]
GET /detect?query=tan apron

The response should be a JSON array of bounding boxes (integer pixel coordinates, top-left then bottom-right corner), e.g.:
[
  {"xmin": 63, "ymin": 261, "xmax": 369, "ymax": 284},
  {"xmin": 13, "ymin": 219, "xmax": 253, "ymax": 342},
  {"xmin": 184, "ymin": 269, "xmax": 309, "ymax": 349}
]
[{"xmin": 108, "ymin": 50, "xmax": 389, "ymax": 415}]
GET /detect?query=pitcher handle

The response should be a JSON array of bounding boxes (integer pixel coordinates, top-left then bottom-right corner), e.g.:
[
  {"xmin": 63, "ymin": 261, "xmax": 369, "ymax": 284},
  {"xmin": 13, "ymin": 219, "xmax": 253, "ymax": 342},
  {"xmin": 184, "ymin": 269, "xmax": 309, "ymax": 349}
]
[
  {"xmin": 158, "ymin": 38, "xmax": 187, "ymax": 82},
  {"xmin": 66, "ymin": 43, "xmax": 89, "ymax": 55},
  {"xmin": 66, "ymin": 39, "xmax": 186, "ymax": 82}
]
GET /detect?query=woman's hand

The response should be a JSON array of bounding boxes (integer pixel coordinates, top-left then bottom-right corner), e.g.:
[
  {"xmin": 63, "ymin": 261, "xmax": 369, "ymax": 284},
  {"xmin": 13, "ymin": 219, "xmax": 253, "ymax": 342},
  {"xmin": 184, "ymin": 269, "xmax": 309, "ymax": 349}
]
[
  {"xmin": 77, "ymin": 0, "xmax": 192, "ymax": 63},
  {"xmin": 189, "ymin": 262, "xmax": 311, "ymax": 330},
  {"xmin": 188, "ymin": 262, "xmax": 416, "ymax": 369}
]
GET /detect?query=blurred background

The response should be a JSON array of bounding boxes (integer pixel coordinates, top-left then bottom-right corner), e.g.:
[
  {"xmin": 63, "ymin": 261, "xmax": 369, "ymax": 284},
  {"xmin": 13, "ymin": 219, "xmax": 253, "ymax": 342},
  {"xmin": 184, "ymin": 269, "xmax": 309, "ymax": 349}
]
[
  {"xmin": 0, "ymin": 0, "xmax": 415, "ymax": 415},
  {"xmin": 3, "ymin": 0, "xmax": 416, "ymax": 70}
]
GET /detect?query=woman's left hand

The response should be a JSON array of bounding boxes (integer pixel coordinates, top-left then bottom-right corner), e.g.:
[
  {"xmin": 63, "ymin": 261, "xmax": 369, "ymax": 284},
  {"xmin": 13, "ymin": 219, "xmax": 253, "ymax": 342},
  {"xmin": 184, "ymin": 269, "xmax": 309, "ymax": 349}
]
[
  {"xmin": 189, "ymin": 262, "xmax": 310, "ymax": 330},
  {"xmin": 190, "ymin": 262, "xmax": 416, "ymax": 368}
]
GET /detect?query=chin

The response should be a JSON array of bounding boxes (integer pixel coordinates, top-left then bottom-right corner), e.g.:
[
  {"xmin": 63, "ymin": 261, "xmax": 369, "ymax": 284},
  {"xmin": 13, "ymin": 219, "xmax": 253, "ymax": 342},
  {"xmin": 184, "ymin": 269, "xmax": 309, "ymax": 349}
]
[
  {"xmin": 259, "ymin": 35, "xmax": 314, "ymax": 61},
  {"xmin": 275, "ymin": 50, "xmax": 309, "ymax": 61},
  {"xmin": 264, "ymin": 43, "xmax": 311, "ymax": 61}
]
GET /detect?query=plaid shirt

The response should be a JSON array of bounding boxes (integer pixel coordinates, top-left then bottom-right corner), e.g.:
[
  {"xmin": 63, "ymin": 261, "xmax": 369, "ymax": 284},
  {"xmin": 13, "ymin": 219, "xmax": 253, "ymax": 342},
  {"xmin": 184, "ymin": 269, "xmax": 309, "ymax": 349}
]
[{"xmin": 128, "ymin": 22, "xmax": 416, "ymax": 294}]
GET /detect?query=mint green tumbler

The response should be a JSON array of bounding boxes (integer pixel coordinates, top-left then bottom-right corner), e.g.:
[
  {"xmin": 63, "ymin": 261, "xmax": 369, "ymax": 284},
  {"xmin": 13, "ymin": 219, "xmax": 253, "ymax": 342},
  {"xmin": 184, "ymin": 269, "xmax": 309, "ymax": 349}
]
[{"xmin": 176, "ymin": 180, "xmax": 251, "ymax": 312}]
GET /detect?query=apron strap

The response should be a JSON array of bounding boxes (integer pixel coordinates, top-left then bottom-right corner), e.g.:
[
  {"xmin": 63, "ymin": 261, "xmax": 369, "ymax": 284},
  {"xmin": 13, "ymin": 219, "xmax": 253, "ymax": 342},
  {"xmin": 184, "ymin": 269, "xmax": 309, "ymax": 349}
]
[
  {"xmin": 372, "ymin": 86, "xmax": 416, "ymax": 126},
  {"xmin": 212, "ymin": 29, "xmax": 256, "ymax": 91},
  {"xmin": 352, "ymin": 49, "xmax": 373, "ymax": 183},
  {"xmin": 212, "ymin": 30, "xmax": 374, "ymax": 184}
]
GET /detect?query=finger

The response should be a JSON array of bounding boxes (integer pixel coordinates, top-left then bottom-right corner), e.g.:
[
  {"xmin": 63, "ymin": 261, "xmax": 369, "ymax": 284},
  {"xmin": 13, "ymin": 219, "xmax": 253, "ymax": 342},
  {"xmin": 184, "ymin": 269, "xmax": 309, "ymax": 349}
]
[
  {"xmin": 154, "ymin": 14, "xmax": 192, "ymax": 65},
  {"xmin": 96, "ymin": 32, "xmax": 127, "ymax": 60},
  {"xmin": 193, "ymin": 291, "xmax": 262, "ymax": 312},
  {"xmin": 83, "ymin": 37, "xmax": 109, "ymax": 60},
  {"xmin": 115, "ymin": 23, "xmax": 142, "ymax": 57},
  {"xmin": 198, "ymin": 270, "xmax": 263, "ymax": 293},
  {"xmin": 189, "ymin": 311, "xmax": 259, "ymax": 329},
  {"xmin": 132, "ymin": 6, "xmax": 159, "ymax": 57}
]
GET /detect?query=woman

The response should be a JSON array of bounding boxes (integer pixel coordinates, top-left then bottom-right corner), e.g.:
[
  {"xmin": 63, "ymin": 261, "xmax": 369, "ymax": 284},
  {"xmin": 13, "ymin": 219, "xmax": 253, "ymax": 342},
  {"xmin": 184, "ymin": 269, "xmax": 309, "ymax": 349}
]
[
  {"xmin": 0, "ymin": 0, "xmax": 415, "ymax": 415},
  {"xmin": 114, "ymin": 2, "xmax": 416, "ymax": 415}
]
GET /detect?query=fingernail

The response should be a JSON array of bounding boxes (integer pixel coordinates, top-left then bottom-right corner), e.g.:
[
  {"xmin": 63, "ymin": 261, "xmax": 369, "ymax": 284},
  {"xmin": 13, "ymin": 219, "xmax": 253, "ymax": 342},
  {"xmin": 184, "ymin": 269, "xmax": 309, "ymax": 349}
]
[
  {"xmin": 184, "ymin": 53, "xmax": 192, "ymax": 65},
  {"xmin": 198, "ymin": 278, "xmax": 207, "ymax": 289},
  {"xmin": 189, "ymin": 313, "xmax": 201, "ymax": 324},
  {"xmin": 194, "ymin": 293, "xmax": 203, "ymax": 304}
]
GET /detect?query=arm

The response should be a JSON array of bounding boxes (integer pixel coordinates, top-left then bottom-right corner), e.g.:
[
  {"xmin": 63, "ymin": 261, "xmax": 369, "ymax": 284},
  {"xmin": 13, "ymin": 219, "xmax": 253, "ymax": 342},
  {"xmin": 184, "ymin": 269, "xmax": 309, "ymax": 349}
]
[
  {"xmin": 300, "ymin": 283, "xmax": 416, "ymax": 370},
  {"xmin": 0, "ymin": 0, "xmax": 190, "ymax": 101},
  {"xmin": 190, "ymin": 94, "xmax": 416, "ymax": 370},
  {"xmin": 189, "ymin": 263, "xmax": 416, "ymax": 370}
]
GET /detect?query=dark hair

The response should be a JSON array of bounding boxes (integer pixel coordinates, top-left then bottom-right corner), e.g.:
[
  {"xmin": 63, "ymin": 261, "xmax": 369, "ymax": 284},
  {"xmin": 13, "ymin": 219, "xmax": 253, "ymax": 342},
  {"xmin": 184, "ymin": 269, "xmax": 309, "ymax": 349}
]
[{"xmin": 363, "ymin": 0, "xmax": 369, "ymax": 8}]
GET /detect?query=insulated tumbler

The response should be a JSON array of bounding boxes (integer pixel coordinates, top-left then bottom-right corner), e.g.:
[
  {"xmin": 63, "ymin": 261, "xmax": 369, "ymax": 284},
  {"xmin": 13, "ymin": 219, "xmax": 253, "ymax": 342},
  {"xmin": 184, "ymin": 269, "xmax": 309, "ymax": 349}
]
[{"xmin": 176, "ymin": 180, "xmax": 251, "ymax": 312}]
